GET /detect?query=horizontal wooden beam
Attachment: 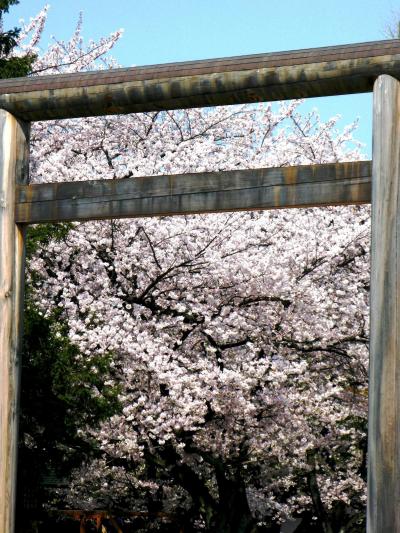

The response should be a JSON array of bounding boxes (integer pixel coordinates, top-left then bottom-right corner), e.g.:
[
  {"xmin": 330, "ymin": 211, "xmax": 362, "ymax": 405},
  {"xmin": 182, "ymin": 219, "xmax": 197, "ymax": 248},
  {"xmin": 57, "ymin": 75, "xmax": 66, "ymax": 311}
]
[
  {"xmin": 1, "ymin": 41, "xmax": 400, "ymax": 120},
  {"xmin": 16, "ymin": 161, "xmax": 371, "ymax": 224}
]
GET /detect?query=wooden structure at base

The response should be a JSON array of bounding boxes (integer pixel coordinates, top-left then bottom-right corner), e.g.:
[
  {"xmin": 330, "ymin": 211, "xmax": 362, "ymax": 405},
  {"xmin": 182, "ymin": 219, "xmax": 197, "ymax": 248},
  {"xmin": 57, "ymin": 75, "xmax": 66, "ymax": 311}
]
[
  {"xmin": 56, "ymin": 510, "xmax": 185, "ymax": 533},
  {"xmin": 0, "ymin": 38, "xmax": 399, "ymax": 532}
]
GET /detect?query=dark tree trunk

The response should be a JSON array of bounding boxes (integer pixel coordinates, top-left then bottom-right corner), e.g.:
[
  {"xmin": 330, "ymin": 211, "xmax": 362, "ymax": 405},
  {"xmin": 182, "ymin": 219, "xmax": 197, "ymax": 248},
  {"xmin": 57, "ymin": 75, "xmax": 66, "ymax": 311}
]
[
  {"xmin": 209, "ymin": 466, "xmax": 259, "ymax": 533},
  {"xmin": 146, "ymin": 443, "xmax": 260, "ymax": 532},
  {"xmin": 306, "ymin": 450, "xmax": 334, "ymax": 533}
]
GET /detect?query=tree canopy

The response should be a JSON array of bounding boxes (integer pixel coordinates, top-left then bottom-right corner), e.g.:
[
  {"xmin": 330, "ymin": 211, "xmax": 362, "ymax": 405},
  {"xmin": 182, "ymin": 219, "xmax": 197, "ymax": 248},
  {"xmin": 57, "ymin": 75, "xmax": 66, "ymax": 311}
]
[{"xmin": 17, "ymin": 7, "xmax": 368, "ymax": 533}]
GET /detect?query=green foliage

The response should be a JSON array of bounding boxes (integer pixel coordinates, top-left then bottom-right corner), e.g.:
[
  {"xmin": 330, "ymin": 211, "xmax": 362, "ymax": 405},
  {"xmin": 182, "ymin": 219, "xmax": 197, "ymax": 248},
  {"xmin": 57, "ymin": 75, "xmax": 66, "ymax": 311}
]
[
  {"xmin": 0, "ymin": 0, "xmax": 19, "ymax": 12},
  {"xmin": 0, "ymin": 53, "xmax": 34, "ymax": 78},
  {"xmin": 20, "ymin": 299, "xmax": 121, "ymax": 472},
  {"xmin": 0, "ymin": 0, "xmax": 36, "ymax": 78},
  {"xmin": 26, "ymin": 223, "xmax": 73, "ymax": 259}
]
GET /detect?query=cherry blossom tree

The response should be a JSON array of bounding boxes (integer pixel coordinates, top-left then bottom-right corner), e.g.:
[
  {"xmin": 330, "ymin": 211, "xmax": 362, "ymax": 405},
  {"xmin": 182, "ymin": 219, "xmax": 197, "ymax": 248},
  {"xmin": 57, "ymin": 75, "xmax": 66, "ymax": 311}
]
[{"xmin": 19, "ymin": 8, "xmax": 368, "ymax": 532}]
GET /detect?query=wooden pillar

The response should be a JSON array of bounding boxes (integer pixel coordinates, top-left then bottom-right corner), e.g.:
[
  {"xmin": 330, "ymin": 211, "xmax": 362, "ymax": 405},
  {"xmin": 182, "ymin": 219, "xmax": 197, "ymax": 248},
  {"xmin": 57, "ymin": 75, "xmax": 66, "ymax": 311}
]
[
  {"xmin": 0, "ymin": 110, "xmax": 30, "ymax": 532},
  {"xmin": 368, "ymin": 74, "xmax": 400, "ymax": 532},
  {"xmin": 80, "ymin": 516, "xmax": 86, "ymax": 533}
]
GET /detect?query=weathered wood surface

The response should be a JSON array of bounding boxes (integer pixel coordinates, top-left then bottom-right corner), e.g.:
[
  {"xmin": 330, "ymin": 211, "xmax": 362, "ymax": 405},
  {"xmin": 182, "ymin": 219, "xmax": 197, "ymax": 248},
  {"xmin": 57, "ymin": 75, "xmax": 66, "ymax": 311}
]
[
  {"xmin": 0, "ymin": 40, "xmax": 400, "ymax": 120},
  {"xmin": 15, "ymin": 161, "xmax": 371, "ymax": 223},
  {"xmin": 368, "ymin": 74, "xmax": 400, "ymax": 532},
  {"xmin": 0, "ymin": 111, "xmax": 29, "ymax": 533}
]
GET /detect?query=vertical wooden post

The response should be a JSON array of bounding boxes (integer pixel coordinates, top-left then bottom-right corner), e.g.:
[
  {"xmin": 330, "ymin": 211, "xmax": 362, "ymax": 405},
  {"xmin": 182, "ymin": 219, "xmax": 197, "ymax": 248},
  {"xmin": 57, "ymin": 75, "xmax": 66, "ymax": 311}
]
[
  {"xmin": 369, "ymin": 74, "xmax": 400, "ymax": 532},
  {"xmin": 0, "ymin": 110, "xmax": 29, "ymax": 533}
]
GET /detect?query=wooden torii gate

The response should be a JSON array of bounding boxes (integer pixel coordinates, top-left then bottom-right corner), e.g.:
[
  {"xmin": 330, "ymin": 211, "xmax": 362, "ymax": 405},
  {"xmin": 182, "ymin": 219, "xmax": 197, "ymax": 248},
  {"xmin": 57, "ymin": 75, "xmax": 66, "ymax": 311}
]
[{"xmin": 1, "ymin": 39, "xmax": 399, "ymax": 532}]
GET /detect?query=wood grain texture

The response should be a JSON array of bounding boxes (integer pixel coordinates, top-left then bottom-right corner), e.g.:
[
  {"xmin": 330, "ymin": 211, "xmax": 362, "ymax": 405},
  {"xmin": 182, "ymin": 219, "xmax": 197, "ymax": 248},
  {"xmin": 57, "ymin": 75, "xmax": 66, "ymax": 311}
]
[
  {"xmin": 0, "ymin": 40, "xmax": 399, "ymax": 120},
  {"xmin": 0, "ymin": 111, "xmax": 29, "ymax": 533},
  {"xmin": 15, "ymin": 161, "xmax": 371, "ymax": 224},
  {"xmin": 368, "ymin": 75, "xmax": 400, "ymax": 532}
]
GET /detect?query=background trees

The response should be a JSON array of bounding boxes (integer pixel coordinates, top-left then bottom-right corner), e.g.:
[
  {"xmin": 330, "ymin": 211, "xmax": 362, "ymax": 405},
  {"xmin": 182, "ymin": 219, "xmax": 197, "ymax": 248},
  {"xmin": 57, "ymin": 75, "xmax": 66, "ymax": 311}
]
[
  {"xmin": 0, "ymin": 0, "xmax": 35, "ymax": 77},
  {"xmin": 17, "ymin": 8, "xmax": 368, "ymax": 533},
  {"xmin": 14, "ymin": 8, "xmax": 123, "ymax": 529}
]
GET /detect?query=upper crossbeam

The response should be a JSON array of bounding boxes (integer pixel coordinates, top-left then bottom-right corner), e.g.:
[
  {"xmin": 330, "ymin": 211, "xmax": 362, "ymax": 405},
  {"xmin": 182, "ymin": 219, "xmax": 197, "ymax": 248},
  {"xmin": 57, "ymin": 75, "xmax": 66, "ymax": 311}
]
[{"xmin": 0, "ymin": 40, "xmax": 399, "ymax": 121}]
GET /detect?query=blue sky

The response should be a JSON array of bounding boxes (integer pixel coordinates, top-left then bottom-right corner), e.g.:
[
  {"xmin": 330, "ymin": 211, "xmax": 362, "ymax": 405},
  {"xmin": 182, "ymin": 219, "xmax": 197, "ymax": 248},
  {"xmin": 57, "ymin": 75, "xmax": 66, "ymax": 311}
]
[{"xmin": 6, "ymin": 0, "xmax": 400, "ymax": 156}]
